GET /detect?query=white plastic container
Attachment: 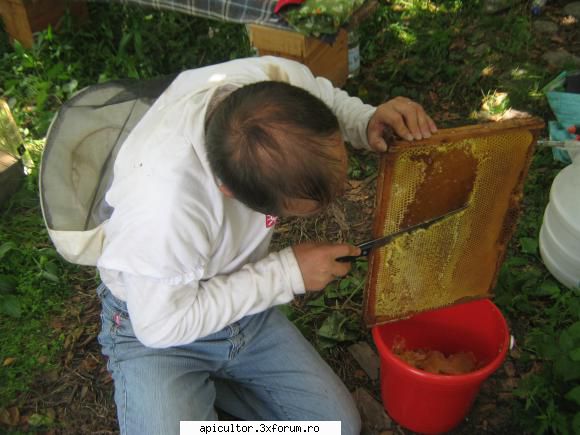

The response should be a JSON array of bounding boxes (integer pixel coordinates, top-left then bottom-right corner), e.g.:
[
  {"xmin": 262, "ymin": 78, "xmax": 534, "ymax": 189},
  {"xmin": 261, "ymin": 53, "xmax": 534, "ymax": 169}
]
[{"xmin": 539, "ymin": 160, "xmax": 580, "ymax": 289}]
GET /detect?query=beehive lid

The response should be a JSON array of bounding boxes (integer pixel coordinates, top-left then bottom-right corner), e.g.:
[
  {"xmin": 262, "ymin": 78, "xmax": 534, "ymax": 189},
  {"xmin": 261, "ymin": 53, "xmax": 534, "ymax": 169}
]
[{"xmin": 364, "ymin": 118, "xmax": 545, "ymax": 326}]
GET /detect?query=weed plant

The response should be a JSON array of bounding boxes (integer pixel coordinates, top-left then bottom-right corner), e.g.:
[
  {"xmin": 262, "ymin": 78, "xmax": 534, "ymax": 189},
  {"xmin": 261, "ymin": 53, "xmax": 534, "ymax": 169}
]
[{"xmin": 0, "ymin": 1, "xmax": 579, "ymax": 433}]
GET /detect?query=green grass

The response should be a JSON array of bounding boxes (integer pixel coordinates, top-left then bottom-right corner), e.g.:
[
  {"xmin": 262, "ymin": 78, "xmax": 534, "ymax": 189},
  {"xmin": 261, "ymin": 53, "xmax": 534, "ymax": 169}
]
[
  {"xmin": 0, "ymin": 137, "xmax": 99, "ymax": 405},
  {"xmin": 1, "ymin": 4, "xmax": 252, "ymax": 136},
  {"xmin": 493, "ymin": 147, "xmax": 580, "ymax": 434},
  {"xmin": 349, "ymin": 0, "xmax": 552, "ymax": 120},
  {"xmin": 0, "ymin": 147, "xmax": 71, "ymax": 404},
  {"xmin": 1, "ymin": 1, "xmax": 579, "ymax": 433},
  {"xmin": 0, "ymin": 1, "xmax": 253, "ymax": 412}
]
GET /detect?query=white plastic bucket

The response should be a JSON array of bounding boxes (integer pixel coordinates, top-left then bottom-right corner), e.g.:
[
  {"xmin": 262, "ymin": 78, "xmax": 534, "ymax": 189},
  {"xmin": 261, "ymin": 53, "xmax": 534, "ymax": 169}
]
[{"xmin": 539, "ymin": 162, "xmax": 580, "ymax": 289}]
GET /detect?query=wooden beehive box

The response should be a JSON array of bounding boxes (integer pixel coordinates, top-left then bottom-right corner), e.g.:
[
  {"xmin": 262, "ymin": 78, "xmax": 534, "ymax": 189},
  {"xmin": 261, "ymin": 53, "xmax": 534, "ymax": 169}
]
[
  {"xmin": 0, "ymin": 0, "xmax": 88, "ymax": 48},
  {"xmin": 248, "ymin": 24, "xmax": 349, "ymax": 87},
  {"xmin": 248, "ymin": 0, "xmax": 378, "ymax": 87}
]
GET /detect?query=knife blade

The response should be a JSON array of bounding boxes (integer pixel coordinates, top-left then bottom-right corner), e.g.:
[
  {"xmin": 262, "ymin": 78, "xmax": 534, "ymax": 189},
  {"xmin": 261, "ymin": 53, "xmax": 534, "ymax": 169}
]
[{"xmin": 336, "ymin": 204, "xmax": 468, "ymax": 262}]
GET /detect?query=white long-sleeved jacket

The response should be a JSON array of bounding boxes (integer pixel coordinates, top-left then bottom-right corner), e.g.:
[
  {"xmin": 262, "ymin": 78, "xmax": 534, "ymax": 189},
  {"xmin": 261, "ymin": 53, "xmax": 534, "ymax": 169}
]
[{"xmin": 97, "ymin": 56, "xmax": 376, "ymax": 348}]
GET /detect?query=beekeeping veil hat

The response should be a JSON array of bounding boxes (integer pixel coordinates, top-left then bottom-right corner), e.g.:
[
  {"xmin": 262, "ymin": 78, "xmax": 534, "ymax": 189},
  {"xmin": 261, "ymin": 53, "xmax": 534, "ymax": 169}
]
[{"xmin": 39, "ymin": 75, "xmax": 176, "ymax": 266}]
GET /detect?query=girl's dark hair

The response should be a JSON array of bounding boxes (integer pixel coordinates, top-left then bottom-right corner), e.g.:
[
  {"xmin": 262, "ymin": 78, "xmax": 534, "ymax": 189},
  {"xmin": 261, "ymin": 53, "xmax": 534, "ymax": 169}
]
[{"xmin": 205, "ymin": 81, "xmax": 343, "ymax": 216}]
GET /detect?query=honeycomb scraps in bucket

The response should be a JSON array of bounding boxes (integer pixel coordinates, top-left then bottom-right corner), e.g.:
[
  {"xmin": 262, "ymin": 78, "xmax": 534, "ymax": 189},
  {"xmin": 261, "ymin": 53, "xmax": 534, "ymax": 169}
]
[{"xmin": 392, "ymin": 336, "xmax": 482, "ymax": 375}]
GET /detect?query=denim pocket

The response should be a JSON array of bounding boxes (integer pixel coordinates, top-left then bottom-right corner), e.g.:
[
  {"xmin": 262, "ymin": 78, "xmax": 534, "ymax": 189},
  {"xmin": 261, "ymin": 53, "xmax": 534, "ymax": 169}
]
[
  {"xmin": 97, "ymin": 285, "xmax": 135, "ymax": 342},
  {"xmin": 111, "ymin": 310, "xmax": 135, "ymax": 340},
  {"xmin": 96, "ymin": 282, "xmax": 108, "ymax": 299}
]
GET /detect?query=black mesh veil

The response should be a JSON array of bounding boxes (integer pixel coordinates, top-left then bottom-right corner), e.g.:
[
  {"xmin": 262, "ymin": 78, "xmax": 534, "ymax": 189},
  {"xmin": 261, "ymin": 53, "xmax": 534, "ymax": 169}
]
[{"xmin": 40, "ymin": 75, "xmax": 176, "ymax": 264}]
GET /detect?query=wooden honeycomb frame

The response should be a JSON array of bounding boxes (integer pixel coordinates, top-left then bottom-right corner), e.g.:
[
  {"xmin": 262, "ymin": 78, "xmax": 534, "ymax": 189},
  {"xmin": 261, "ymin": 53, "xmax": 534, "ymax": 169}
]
[{"xmin": 364, "ymin": 118, "xmax": 545, "ymax": 326}]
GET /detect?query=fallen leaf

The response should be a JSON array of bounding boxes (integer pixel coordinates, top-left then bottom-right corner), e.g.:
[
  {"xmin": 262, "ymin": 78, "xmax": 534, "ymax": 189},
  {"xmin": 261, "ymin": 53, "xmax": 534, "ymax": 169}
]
[
  {"xmin": 450, "ymin": 37, "xmax": 467, "ymax": 50},
  {"xmin": 561, "ymin": 15, "xmax": 577, "ymax": 26},
  {"xmin": 0, "ymin": 407, "xmax": 20, "ymax": 426},
  {"xmin": 353, "ymin": 369, "xmax": 367, "ymax": 379},
  {"xmin": 498, "ymin": 392, "xmax": 513, "ymax": 400},
  {"xmin": 50, "ymin": 319, "xmax": 66, "ymax": 330},
  {"xmin": 28, "ymin": 412, "xmax": 54, "ymax": 427},
  {"xmin": 509, "ymin": 348, "xmax": 522, "ymax": 359},
  {"xmin": 45, "ymin": 369, "xmax": 60, "ymax": 383},
  {"xmin": 478, "ymin": 403, "xmax": 497, "ymax": 414},
  {"xmin": 348, "ymin": 180, "xmax": 363, "ymax": 189},
  {"xmin": 3, "ymin": 357, "xmax": 16, "ymax": 366},
  {"xmin": 63, "ymin": 335, "xmax": 73, "ymax": 350},
  {"xmin": 45, "ymin": 408, "xmax": 56, "ymax": 420},
  {"xmin": 504, "ymin": 361, "xmax": 516, "ymax": 377},
  {"xmin": 79, "ymin": 357, "xmax": 99, "ymax": 372},
  {"xmin": 501, "ymin": 377, "xmax": 519, "ymax": 390}
]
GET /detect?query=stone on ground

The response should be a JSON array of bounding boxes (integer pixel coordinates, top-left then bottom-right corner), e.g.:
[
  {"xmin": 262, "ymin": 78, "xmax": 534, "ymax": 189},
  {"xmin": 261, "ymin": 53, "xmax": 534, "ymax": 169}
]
[
  {"xmin": 347, "ymin": 342, "xmax": 380, "ymax": 381},
  {"xmin": 352, "ymin": 388, "xmax": 392, "ymax": 435}
]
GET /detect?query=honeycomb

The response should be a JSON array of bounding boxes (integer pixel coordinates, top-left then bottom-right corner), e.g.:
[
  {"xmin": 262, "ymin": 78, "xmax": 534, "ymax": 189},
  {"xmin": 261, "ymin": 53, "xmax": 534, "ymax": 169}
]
[{"xmin": 364, "ymin": 118, "xmax": 544, "ymax": 326}]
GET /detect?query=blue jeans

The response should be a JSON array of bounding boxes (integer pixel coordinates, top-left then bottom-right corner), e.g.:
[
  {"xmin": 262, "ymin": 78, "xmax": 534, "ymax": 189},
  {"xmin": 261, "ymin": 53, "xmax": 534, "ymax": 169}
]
[{"xmin": 96, "ymin": 284, "xmax": 361, "ymax": 435}]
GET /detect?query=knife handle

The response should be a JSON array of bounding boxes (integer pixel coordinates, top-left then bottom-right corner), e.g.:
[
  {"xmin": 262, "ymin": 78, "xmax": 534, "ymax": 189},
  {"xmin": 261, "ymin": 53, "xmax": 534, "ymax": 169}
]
[
  {"xmin": 335, "ymin": 247, "xmax": 371, "ymax": 262},
  {"xmin": 335, "ymin": 255, "xmax": 357, "ymax": 262}
]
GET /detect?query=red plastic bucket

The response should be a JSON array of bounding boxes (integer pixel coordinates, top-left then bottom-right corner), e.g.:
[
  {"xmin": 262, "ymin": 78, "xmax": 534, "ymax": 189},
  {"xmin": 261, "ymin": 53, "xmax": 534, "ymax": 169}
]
[{"xmin": 372, "ymin": 299, "xmax": 509, "ymax": 434}]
